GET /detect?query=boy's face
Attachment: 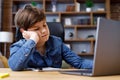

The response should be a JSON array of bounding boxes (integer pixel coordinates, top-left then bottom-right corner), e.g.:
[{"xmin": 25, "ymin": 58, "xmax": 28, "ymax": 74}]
[{"xmin": 28, "ymin": 20, "xmax": 50, "ymax": 44}]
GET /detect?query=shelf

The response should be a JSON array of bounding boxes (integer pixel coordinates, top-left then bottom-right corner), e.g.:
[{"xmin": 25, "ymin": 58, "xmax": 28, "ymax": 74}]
[
  {"xmin": 64, "ymin": 25, "xmax": 96, "ymax": 28},
  {"xmin": 45, "ymin": 12, "xmax": 60, "ymax": 14},
  {"xmin": 13, "ymin": 0, "xmax": 43, "ymax": 2},
  {"xmin": 11, "ymin": 0, "xmax": 110, "ymax": 56},
  {"xmin": 78, "ymin": 53, "xmax": 94, "ymax": 56},
  {"xmin": 65, "ymin": 39, "xmax": 95, "ymax": 42}
]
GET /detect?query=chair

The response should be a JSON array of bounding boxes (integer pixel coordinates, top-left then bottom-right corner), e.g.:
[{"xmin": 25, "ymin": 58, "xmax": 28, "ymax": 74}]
[
  {"xmin": 16, "ymin": 22, "xmax": 64, "ymax": 41},
  {"xmin": 0, "ymin": 52, "xmax": 9, "ymax": 68},
  {"xmin": 47, "ymin": 22, "xmax": 64, "ymax": 42}
]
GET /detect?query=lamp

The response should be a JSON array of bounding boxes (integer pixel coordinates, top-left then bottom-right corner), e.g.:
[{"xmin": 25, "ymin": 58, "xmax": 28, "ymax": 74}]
[{"xmin": 0, "ymin": 31, "xmax": 13, "ymax": 57}]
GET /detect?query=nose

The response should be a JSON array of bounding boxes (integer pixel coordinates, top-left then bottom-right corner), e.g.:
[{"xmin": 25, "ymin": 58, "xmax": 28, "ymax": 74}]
[{"xmin": 41, "ymin": 28, "xmax": 46, "ymax": 34}]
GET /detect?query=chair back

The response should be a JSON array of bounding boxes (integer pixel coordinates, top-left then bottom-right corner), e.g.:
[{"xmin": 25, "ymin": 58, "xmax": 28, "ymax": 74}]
[
  {"xmin": 0, "ymin": 52, "xmax": 9, "ymax": 68},
  {"xmin": 47, "ymin": 22, "xmax": 64, "ymax": 41}
]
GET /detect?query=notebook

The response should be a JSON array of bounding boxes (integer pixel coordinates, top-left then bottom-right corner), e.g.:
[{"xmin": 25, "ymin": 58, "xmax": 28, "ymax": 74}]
[{"xmin": 60, "ymin": 17, "xmax": 120, "ymax": 76}]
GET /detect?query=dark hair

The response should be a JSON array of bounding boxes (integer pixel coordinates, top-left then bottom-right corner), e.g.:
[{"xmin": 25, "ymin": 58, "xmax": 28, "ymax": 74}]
[{"xmin": 14, "ymin": 4, "xmax": 46, "ymax": 30}]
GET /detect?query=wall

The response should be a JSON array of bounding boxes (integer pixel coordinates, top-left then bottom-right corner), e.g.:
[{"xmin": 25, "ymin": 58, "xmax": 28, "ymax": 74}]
[
  {"xmin": 1, "ymin": 0, "xmax": 120, "ymax": 58},
  {"xmin": 110, "ymin": 3, "xmax": 120, "ymax": 20},
  {"xmin": 0, "ymin": 0, "xmax": 12, "ymax": 58},
  {"xmin": 0, "ymin": 0, "xmax": 2, "ymax": 30},
  {"xmin": 2, "ymin": 0, "xmax": 12, "ymax": 31}
]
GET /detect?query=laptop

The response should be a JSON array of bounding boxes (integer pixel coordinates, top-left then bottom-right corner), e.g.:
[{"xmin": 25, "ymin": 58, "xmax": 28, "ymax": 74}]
[{"xmin": 60, "ymin": 17, "xmax": 120, "ymax": 76}]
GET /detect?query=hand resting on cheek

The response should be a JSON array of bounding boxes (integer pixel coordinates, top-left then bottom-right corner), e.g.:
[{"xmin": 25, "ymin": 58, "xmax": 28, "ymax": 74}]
[{"xmin": 20, "ymin": 28, "xmax": 39, "ymax": 44}]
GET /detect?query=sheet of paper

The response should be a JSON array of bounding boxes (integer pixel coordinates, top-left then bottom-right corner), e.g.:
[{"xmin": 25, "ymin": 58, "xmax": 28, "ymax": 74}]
[
  {"xmin": 26, "ymin": 67, "xmax": 61, "ymax": 72},
  {"xmin": 42, "ymin": 67, "xmax": 61, "ymax": 71}
]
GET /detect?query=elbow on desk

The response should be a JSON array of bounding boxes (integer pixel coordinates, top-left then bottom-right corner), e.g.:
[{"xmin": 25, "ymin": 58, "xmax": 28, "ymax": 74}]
[
  {"xmin": 8, "ymin": 60, "xmax": 23, "ymax": 71},
  {"xmin": 8, "ymin": 64, "xmax": 23, "ymax": 71}
]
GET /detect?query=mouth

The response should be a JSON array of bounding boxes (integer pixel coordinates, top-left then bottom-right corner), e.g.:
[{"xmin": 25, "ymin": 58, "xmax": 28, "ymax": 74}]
[{"xmin": 42, "ymin": 34, "xmax": 48, "ymax": 37}]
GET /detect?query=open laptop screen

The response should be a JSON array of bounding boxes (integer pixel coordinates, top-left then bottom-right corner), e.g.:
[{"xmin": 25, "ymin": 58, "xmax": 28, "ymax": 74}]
[{"xmin": 60, "ymin": 18, "xmax": 120, "ymax": 76}]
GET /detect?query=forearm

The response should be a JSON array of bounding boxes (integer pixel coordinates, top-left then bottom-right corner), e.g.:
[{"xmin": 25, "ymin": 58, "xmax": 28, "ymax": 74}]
[
  {"xmin": 8, "ymin": 39, "xmax": 36, "ymax": 71},
  {"xmin": 62, "ymin": 43, "xmax": 93, "ymax": 69}
]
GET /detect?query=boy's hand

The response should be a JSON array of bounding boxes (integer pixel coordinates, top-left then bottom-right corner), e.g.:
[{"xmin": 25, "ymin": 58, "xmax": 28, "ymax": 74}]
[{"xmin": 20, "ymin": 28, "xmax": 39, "ymax": 43}]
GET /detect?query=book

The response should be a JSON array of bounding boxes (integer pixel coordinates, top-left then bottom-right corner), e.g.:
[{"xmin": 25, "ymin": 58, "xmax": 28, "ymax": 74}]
[{"xmin": 75, "ymin": 2, "xmax": 80, "ymax": 12}]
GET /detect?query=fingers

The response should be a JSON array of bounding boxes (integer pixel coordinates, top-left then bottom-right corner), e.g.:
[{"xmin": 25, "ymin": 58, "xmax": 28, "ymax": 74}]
[
  {"xmin": 20, "ymin": 28, "xmax": 30, "ymax": 40},
  {"xmin": 23, "ymin": 32, "xmax": 30, "ymax": 39},
  {"xmin": 20, "ymin": 28, "xmax": 24, "ymax": 33},
  {"xmin": 29, "ymin": 32, "xmax": 39, "ymax": 43},
  {"xmin": 22, "ymin": 31, "xmax": 30, "ymax": 40},
  {"xmin": 20, "ymin": 28, "xmax": 39, "ymax": 43}
]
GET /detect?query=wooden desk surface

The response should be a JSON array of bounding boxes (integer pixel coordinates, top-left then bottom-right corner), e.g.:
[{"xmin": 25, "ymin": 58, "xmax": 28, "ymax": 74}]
[{"xmin": 0, "ymin": 68, "xmax": 120, "ymax": 80}]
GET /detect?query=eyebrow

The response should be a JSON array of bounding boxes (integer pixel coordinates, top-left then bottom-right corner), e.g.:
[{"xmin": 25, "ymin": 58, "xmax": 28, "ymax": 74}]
[
  {"xmin": 28, "ymin": 26, "xmax": 39, "ymax": 30},
  {"xmin": 34, "ymin": 25, "xmax": 39, "ymax": 28},
  {"xmin": 31, "ymin": 21, "xmax": 45, "ymax": 29}
]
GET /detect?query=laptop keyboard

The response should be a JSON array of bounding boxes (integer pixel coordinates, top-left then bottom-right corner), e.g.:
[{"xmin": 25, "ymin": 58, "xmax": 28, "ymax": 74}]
[
  {"xmin": 59, "ymin": 69, "xmax": 92, "ymax": 75},
  {"xmin": 62, "ymin": 69, "xmax": 92, "ymax": 73}
]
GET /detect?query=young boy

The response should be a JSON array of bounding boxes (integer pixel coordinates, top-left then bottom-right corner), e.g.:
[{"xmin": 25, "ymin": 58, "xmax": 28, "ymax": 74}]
[{"xmin": 8, "ymin": 4, "xmax": 93, "ymax": 71}]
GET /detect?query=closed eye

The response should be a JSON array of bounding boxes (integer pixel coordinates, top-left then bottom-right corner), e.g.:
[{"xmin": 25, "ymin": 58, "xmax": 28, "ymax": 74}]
[
  {"xmin": 43, "ymin": 25, "xmax": 46, "ymax": 27},
  {"xmin": 43, "ymin": 23, "xmax": 47, "ymax": 27},
  {"xmin": 34, "ymin": 27, "xmax": 40, "ymax": 31}
]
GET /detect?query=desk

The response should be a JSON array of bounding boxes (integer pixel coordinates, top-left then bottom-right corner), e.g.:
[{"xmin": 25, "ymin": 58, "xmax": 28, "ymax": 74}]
[{"xmin": 0, "ymin": 68, "xmax": 120, "ymax": 80}]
